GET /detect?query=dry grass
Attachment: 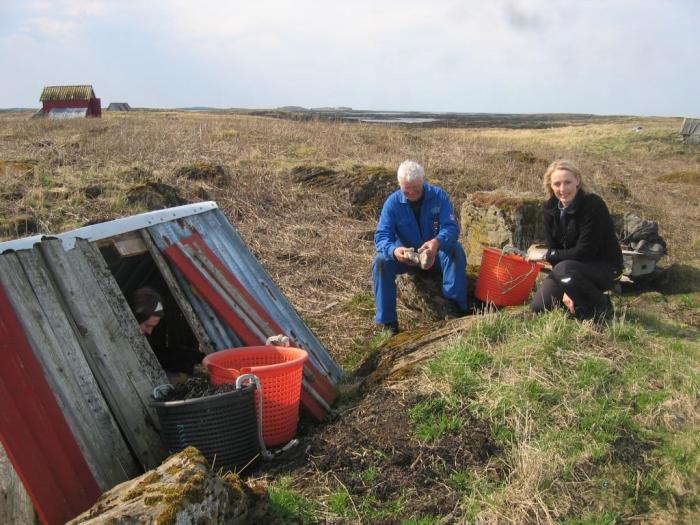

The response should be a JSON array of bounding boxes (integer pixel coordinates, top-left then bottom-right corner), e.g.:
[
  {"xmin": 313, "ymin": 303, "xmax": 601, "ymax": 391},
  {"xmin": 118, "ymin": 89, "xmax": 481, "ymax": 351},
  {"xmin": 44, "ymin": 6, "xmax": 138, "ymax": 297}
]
[{"xmin": 1, "ymin": 111, "xmax": 698, "ymax": 364}]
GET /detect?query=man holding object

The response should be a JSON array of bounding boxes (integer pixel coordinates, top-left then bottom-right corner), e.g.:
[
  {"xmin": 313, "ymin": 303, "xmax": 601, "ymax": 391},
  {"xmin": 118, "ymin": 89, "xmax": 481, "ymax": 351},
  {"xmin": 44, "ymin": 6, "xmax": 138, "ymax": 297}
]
[{"xmin": 373, "ymin": 160, "xmax": 468, "ymax": 334}]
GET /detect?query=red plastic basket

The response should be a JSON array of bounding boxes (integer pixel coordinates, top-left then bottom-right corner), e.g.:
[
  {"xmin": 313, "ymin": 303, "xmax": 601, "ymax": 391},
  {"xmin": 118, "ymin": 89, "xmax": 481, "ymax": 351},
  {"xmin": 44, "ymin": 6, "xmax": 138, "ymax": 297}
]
[
  {"xmin": 202, "ymin": 346, "xmax": 308, "ymax": 446},
  {"xmin": 475, "ymin": 247, "xmax": 543, "ymax": 306}
]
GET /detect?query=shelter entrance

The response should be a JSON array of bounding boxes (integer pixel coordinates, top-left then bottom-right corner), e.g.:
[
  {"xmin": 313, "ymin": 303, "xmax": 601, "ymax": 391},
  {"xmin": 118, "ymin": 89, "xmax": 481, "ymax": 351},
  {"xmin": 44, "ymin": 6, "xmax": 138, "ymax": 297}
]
[{"xmin": 97, "ymin": 231, "xmax": 203, "ymax": 382}]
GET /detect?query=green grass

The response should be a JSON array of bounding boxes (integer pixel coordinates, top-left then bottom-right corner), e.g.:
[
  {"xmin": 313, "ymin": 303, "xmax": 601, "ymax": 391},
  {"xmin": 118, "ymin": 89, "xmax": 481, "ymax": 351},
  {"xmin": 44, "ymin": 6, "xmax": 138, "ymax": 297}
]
[
  {"xmin": 269, "ymin": 300, "xmax": 699, "ymax": 523},
  {"xmin": 269, "ymin": 476, "xmax": 318, "ymax": 524}
]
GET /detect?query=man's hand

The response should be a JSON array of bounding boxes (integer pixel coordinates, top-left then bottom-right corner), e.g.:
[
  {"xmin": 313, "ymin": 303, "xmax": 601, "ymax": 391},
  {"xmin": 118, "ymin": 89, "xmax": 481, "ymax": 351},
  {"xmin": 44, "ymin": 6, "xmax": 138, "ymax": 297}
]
[
  {"xmin": 562, "ymin": 293, "xmax": 575, "ymax": 314},
  {"xmin": 418, "ymin": 239, "xmax": 440, "ymax": 270},
  {"xmin": 394, "ymin": 246, "xmax": 419, "ymax": 265}
]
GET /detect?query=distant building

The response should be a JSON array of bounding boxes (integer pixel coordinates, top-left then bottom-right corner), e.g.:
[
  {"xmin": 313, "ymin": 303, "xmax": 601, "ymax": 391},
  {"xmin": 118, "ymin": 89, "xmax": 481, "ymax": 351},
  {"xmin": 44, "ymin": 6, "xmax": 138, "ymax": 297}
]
[
  {"xmin": 107, "ymin": 102, "xmax": 131, "ymax": 111},
  {"xmin": 39, "ymin": 85, "xmax": 101, "ymax": 118},
  {"xmin": 680, "ymin": 118, "xmax": 700, "ymax": 145}
]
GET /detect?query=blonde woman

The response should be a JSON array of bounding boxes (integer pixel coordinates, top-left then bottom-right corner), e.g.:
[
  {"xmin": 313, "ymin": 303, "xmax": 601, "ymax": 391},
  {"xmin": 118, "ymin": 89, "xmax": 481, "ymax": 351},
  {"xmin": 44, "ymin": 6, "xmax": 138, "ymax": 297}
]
[{"xmin": 528, "ymin": 160, "xmax": 622, "ymax": 322}]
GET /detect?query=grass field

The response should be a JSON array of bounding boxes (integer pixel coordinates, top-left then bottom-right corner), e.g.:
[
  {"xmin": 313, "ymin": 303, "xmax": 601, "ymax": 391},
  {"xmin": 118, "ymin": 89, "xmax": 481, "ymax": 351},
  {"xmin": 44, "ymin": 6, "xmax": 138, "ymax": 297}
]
[{"xmin": 1, "ymin": 111, "xmax": 698, "ymax": 523}]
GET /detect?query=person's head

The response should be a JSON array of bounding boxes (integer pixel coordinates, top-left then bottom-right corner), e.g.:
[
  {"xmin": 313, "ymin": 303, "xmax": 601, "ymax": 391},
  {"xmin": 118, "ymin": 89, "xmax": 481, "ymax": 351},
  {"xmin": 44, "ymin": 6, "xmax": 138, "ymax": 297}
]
[
  {"xmin": 397, "ymin": 160, "xmax": 425, "ymax": 202},
  {"xmin": 129, "ymin": 287, "xmax": 164, "ymax": 336},
  {"xmin": 543, "ymin": 159, "xmax": 584, "ymax": 207}
]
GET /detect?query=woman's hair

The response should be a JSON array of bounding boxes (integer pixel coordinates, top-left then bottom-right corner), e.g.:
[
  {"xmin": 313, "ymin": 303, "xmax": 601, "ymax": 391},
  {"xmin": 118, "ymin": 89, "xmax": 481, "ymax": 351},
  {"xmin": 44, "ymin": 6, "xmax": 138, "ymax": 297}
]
[
  {"xmin": 542, "ymin": 159, "xmax": 584, "ymax": 198},
  {"xmin": 397, "ymin": 160, "xmax": 425, "ymax": 184},
  {"xmin": 129, "ymin": 287, "xmax": 165, "ymax": 323}
]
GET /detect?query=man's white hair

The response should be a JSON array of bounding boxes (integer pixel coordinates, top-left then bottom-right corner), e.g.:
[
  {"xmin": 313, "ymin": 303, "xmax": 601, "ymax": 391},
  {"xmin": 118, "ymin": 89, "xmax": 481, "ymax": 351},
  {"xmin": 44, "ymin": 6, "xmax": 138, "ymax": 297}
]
[{"xmin": 397, "ymin": 160, "xmax": 425, "ymax": 184}]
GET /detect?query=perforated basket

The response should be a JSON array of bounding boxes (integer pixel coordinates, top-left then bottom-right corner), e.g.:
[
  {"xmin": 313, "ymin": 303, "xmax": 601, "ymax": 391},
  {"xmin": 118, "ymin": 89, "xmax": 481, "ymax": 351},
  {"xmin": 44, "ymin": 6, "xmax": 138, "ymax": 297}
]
[
  {"xmin": 202, "ymin": 346, "xmax": 308, "ymax": 446},
  {"xmin": 151, "ymin": 386, "xmax": 260, "ymax": 474}
]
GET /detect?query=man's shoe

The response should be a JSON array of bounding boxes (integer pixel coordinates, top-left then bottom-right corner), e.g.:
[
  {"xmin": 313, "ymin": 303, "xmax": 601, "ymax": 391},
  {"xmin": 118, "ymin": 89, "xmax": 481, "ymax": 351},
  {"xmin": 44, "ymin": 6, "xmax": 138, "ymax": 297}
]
[
  {"xmin": 382, "ymin": 322, "xmax": 400, "ymax": 336},
  {"xmin": 592, "ymin": 295, "xmax": 614, "ymax": 324}
]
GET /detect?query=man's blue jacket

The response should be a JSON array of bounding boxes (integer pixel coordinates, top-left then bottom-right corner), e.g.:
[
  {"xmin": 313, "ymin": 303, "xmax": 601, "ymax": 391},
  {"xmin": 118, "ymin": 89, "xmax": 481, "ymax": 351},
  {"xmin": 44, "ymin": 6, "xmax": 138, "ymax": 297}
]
[{"xmin": 374, "ymin": 182, "xmax": 460, "ymax": 258}]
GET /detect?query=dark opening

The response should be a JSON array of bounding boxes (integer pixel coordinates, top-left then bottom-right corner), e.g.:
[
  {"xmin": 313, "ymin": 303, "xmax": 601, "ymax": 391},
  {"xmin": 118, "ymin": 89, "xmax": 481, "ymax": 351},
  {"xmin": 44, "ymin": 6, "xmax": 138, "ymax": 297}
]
[{"xmin": 98, "ymin": 239, "xmax": 204, "ymax": 380}]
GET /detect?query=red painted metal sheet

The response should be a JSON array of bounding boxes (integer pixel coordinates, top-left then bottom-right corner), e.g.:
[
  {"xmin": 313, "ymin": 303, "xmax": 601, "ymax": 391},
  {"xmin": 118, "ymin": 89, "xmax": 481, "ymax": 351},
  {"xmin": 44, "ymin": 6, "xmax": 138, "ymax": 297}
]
[
  {"xmin": 164, "ymin": 234, "xmax": 337, "ymax": 420},
  {"xmin": 0, "ymin": 283, "xmax": 101, "ymax": 525},
  {"xmin": 183, "ymin": 234, "xmax": 337, "ymax": 406}
]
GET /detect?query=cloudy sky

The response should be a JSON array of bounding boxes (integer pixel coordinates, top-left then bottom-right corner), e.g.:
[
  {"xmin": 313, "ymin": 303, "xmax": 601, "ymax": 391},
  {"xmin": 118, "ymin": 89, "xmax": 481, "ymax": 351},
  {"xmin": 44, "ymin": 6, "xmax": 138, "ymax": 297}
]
[{"xmin": 0, "ymin": 0, "xmax": 698, "ymax": 116}]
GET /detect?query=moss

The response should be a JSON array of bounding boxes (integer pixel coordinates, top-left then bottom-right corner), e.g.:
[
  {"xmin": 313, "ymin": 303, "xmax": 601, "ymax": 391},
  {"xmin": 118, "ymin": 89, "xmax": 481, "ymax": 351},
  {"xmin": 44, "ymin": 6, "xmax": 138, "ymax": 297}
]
[{"xmin": 468, "ymin": 191, "xmax": 533, "ymax": 213}]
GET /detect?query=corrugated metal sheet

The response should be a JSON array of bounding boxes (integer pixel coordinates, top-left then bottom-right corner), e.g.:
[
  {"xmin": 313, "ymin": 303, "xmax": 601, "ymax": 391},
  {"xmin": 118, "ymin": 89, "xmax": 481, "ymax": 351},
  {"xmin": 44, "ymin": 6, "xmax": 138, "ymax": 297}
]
[
  {"xmin": 47, "ymin": 107, "xmax": 88, "ymax": 119},
  {"xmin": 40, "ymin": 85, "xmax": 95, "ymax": 102},
  {"xmin": 148, "ymin": 209, "xmax": 344, "ymax": 383}
]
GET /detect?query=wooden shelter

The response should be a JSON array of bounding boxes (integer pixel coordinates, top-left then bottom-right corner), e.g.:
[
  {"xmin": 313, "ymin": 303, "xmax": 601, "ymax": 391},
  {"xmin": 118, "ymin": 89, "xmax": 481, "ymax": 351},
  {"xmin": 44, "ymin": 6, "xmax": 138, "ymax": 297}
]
[
  {"xmin": 680, "ymin": 118, "xmax": 700, "ymax": 145},
  {"xmin": 107, "ymin": 102, "xmax": 131, "ymax": 111},
  {"xmin": 0, "ymin": 202, "xmax": 342, "ymax": 524},
  {"xmin": 39, "ymin": 85, "xmax": 101, "ymax": 118}
]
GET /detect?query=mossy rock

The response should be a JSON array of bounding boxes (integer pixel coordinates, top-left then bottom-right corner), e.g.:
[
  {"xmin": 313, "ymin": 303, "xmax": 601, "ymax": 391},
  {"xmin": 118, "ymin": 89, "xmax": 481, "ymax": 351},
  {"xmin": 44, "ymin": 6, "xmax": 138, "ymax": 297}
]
[
  {"xmin": 175, "ymin": 163, "xmax": 229, "ymax": 182},
  {"xmin": 127, "ymin": 182, "xmax": 188, "ymax": 210}
]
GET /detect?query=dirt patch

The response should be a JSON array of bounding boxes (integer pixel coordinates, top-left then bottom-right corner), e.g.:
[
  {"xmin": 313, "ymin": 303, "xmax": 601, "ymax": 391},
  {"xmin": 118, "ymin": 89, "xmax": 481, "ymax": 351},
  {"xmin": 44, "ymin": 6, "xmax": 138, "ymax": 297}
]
[
  {"xmin": 158, "ymin": 375, "xmax": 237, "ymax": 401},
  {"xmin": 126, "ymin": 182, "xmax": 188, "ymax": 210},
  {"xmin": 264, "ymin": 388, "xmax": 497, "ymax": 519},
  {"xmin": 175, "ymin": 163, "xmax": 229, "ymax": 183}
]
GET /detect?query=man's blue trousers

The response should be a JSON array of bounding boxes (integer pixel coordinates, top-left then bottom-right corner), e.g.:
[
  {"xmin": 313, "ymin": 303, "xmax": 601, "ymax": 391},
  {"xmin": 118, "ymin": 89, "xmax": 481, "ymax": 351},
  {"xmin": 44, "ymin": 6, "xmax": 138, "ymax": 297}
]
[{"xmin": 372, "ymin": 246, "xmax": 468, "ymax": 324}]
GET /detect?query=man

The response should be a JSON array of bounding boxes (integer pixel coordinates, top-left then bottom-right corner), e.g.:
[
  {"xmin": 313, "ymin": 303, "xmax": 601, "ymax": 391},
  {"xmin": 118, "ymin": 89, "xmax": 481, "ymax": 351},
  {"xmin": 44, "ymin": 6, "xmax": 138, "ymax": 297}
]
[{"xmin": 373, "ymin": 160, "xmax": 468, "ymax": 334}]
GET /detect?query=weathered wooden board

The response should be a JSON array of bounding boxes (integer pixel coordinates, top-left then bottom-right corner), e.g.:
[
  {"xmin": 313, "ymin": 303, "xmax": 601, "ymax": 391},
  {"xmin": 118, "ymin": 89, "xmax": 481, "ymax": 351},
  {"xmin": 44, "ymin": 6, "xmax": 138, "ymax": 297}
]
[
  {"xmin": 4, "ymin": 248, "xmax": 140, "ymax": 489},
  {"xmin": 39, "ymin": 239, "xmax": 166, "ymax": 470},
  {"xmin": 0, "ymin": 442, "xmax": 38, "ymax": 525}
]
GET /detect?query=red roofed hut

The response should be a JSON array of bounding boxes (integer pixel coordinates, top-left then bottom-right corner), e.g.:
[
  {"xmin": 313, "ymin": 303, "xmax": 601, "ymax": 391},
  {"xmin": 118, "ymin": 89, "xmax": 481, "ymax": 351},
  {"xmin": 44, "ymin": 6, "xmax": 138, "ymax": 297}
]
[{"xmin": 39, "ymin": 85, "xmax": 101, "ymax": 118}]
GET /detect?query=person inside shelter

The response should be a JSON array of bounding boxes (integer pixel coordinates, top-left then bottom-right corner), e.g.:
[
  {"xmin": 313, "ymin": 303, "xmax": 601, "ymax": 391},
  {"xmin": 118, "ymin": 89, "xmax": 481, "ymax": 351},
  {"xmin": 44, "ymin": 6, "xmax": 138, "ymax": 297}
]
[
  {"xmin": 527, "ymin": 159, "xmax": 623, "ymax": 322},
  {"xmin": 373, "ymin": 160, "xmax": 468, "ymax": 335},
  {"xmin": 128, "ymin": 286, "xmax": 205, "ymax": 383}
]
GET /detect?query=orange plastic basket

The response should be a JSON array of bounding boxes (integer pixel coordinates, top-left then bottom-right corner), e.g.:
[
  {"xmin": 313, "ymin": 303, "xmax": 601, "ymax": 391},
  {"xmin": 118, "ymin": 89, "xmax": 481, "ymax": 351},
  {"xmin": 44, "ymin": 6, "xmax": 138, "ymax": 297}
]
[
  {"xmin": 202, "ymin": 346, "xmax": 308, "ymax": 447},
  {"xmin": 475, "ymin": 247, "xmax": 543, "ymax": 306}
]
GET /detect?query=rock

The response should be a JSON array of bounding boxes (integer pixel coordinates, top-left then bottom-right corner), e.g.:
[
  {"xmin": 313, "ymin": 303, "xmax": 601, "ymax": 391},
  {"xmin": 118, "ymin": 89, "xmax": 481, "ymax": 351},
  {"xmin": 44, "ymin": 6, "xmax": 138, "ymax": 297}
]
[
  {"xmin": 67, "ymin": 447, "xmax": 269, "ymax": 525},
  {"xmin": 397, "ymin": 272, "xmax": 456, "ymax": 324},
  {"xmin": 460, "ymin": 190, "xmax": 543, "ymax": 267}
]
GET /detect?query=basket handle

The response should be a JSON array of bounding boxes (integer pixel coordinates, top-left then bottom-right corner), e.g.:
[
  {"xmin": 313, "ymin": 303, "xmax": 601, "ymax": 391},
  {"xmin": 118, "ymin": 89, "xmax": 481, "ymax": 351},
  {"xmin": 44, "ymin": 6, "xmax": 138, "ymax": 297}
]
[{"xmin": 495, "ymin": 250, "xmax": 542, "ymax": 295}]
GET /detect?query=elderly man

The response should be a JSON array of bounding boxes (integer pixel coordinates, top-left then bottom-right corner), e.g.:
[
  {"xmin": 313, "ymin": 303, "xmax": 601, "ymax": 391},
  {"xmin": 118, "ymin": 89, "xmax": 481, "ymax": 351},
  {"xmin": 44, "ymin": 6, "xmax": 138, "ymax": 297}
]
[{"xmin": 373, "ymin": 160, "xmax": 468, "ymax": 334}]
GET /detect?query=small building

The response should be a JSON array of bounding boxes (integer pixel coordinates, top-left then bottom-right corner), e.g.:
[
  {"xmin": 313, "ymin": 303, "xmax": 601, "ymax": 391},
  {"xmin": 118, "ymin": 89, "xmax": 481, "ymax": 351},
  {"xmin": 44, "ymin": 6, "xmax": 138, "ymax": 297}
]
[
  {"xmin": 39, "ymin": 85, "xmax": 101, "ymax": 118},
  {"xmin": 107, "ymin": 102, "xmax": 131, "ymax": 111},
  {"xmin": 680, "ymin": 118, "xmax": 700, "ymax": 144},
  {"xmin": 0, "ymin": 202, "xmax": 342, "ymax": 524}
]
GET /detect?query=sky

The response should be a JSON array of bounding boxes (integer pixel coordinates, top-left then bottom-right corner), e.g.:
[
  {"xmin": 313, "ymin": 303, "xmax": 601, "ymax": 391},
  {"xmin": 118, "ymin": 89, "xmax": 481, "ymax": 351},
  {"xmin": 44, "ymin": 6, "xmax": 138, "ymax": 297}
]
[{"xmin": 0, "ymin": 0, "xmax": 698, "ymax": 116}]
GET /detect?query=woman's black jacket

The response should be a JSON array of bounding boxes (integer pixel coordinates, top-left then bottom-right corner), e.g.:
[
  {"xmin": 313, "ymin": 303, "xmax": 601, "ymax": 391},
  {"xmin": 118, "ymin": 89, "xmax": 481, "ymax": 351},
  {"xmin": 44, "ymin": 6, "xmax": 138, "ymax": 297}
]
[{"xmin": 543, "ymin": 190, "xmax": 623, "ymax": 272}]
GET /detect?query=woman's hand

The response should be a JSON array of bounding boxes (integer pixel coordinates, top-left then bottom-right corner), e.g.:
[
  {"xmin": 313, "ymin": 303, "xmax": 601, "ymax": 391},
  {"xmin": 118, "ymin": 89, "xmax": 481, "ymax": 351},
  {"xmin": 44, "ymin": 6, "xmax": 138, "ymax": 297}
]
[{"xmin": 562, "ymin": 293, "xmax": 575, "ymax": 314}]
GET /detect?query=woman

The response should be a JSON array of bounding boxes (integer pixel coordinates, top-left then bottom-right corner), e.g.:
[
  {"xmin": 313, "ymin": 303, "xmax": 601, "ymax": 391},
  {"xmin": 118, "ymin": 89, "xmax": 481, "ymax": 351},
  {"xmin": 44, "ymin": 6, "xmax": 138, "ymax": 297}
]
[
  {"xmin": 529, "ymin": 160, "xmax": 623, "ymax": 322},
  {"xmin": 129, "ymin": 286, "xmax": 204, "ymax": 382}
]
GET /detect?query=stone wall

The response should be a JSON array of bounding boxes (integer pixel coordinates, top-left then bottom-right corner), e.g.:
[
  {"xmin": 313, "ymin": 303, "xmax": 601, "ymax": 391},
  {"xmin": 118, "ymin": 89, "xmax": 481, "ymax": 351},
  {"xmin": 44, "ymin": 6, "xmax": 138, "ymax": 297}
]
[{"xmin": 460, "ymin": 190, "xmax": 544, "ymax": 267}]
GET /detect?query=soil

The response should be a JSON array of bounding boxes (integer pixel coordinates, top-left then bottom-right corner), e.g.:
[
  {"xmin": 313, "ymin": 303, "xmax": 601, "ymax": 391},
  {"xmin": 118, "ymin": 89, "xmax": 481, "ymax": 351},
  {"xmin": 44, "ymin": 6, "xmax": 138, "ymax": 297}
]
[{"xmin": 259, "ymin": 387, "xmax": 499, "ymax": 520}]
